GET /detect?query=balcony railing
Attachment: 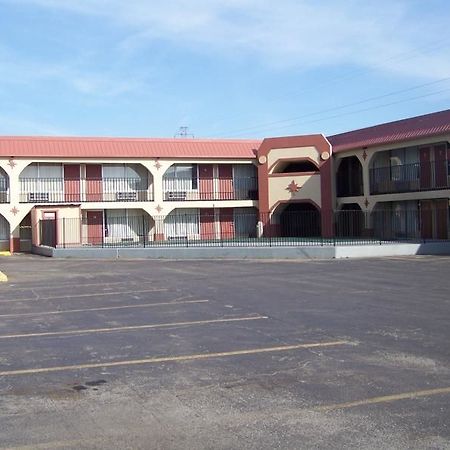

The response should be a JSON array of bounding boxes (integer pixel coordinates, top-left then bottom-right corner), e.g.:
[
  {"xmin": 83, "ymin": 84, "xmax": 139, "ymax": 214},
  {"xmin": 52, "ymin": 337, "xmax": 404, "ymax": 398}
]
[
  {"xmin": 20, "ymin": 177, "xmax": 153, "ymax": 203},
  {"xmin": 370, "ymin": 160, "xmax": 450, "ymax": 195},
  {"xmin": 162, "ymin": 177, "xmax": 258, "ymax": 201},
  {"xmin": 0, "ymin": 178, "xmax": 8, "ymax": 203}
]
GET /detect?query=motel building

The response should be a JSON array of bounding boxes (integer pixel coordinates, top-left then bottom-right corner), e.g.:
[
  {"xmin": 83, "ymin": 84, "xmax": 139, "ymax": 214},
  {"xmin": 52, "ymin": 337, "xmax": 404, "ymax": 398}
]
[{"xmin": 0, "ymin": 109, "xmax": 449, "ymax": 252}]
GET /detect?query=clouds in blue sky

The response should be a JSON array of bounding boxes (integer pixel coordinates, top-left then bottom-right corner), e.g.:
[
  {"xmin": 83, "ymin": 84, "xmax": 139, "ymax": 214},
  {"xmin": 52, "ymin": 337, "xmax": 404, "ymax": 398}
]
[{"xmin": 1, "ymin": 0, "xmax": 449, "ymax": 136}]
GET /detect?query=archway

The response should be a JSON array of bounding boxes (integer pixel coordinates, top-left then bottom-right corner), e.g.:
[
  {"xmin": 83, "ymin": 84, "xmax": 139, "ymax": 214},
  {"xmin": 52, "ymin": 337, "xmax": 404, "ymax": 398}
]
[
  {"xmin": 336, "ymin": 156, "xmax": 363, "ymax": 197},
  {"xmin": 272, "ymin": 159, "xmax": 319, "ymax": 174},
  {"xmin": 0, "ymin": 167, "xmax": 9, "ymax": 203},
  {"xmin": 275, "ymin": 202, "xmax": 321, "ymax": 237},
  {"xmin": 0, "ymin": 214, "xmax": 10, "ymax": 251}
]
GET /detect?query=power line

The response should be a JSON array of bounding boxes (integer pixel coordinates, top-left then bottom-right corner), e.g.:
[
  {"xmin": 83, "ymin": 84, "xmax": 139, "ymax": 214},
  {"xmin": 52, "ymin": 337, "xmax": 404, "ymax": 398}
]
[
  {"xmin": 261, "ymin": 37, "xmax": 450, "ymax": 107},
  {"xmin": 230, "ymin": 86, "xmax": 450, "ymax": 137},
  {"xmin": 212, "ymin": 76, "xmax": 450, "ymax": 138},
  {"xmin": 209, "ymin": 37, "xmax": 450, "ymax": 136}
]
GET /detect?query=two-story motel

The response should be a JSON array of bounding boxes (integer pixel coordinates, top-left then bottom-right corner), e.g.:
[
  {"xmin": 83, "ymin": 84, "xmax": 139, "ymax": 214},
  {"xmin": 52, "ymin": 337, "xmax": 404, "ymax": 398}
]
[{"xmin": 0, "ymin": 109, "xmax": 449, "ymax": 252}]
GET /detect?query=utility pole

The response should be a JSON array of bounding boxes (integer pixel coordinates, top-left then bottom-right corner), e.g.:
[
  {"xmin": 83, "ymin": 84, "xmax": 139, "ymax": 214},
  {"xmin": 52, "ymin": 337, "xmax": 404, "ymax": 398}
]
[{"xmin": 174, "ymin": 126, "xmax": 194, "ymax": 138}]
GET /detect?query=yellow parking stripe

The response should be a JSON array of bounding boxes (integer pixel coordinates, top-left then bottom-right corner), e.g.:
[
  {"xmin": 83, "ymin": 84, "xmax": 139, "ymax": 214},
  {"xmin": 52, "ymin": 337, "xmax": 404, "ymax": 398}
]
[
  {"xmin": 0, "ymin": 315, "xmax": 268, "ymax": 340},
  {"xmin": 316, "ymin": 386, "xmax": 450, "ymax": 411},
  {"xmin": 0, "ymin": 340, "xmax": 349, "ymax": 376},
  {"xmin": 0, "ymin": 299, "xmax": 209, "ymax": 318}
]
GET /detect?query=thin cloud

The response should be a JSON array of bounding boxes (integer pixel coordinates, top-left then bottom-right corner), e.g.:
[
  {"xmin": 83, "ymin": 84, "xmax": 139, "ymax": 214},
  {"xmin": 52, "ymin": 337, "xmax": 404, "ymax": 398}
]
[
  {"xmin": 0, "ymin": 115, "xmax": 71, "ymax": 136},
  {"xmin": 0, "ymin": 51, "xmax": 145, "ymax": 98},
  {"xmin": 6, "ymin": 0, "xmax": 450, "ymax": 78}
]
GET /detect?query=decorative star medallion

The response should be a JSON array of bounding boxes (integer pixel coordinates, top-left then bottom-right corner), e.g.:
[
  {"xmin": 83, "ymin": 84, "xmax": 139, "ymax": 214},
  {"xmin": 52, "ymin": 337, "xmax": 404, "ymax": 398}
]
[
  {"xmin": 286, "ymin": 180, "xmax": 300, "ymax": 193},
  {"xmin": 154, "ymin": 160, "xmax": 162, "ymax": 170},
  {"xmin": 364, "ymin": 198, "xmax": 369, "ymax": 208},
  {"xmin": 155, "ymin": 204, "xmax": 163, "ymax": 213},
  {"xmin": 8, "ymin": 158, "xmax": 16, "ymax": 169},
  {"xmin": 10, "ymin": 206, "xmax": 19, "ymax": 215}
]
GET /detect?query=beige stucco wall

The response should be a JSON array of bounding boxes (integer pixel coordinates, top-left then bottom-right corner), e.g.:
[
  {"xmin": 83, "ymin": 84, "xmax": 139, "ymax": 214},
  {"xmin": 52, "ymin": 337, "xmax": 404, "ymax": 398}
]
[
  {"xmin": 268, "ymin": 174, "xmax": 321, "ymax": 210},
  {"xmin": 31, "ymin": 205, "xmax": 81, "ymax": 247}
]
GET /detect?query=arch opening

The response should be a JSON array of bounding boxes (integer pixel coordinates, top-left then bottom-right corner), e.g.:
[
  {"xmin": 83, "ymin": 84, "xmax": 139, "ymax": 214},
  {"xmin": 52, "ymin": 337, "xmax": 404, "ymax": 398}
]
[
  {"xmin": 274, "ymin": 203, "xmax": 321, "ymax": 237},
  {"xmin": 336, "ymin": 156, "xmax": 363, "ymax": 197},
  {"xmin": 0, "ymin": 213, "xmax": 10, "ymax": 251},
  {"xmin": 0, "ymin": 167, "xmax": 9, "ymax": 203},
  {"xmin": 272, "ymin": 160, "xmax": 319, "ymax": 174}
]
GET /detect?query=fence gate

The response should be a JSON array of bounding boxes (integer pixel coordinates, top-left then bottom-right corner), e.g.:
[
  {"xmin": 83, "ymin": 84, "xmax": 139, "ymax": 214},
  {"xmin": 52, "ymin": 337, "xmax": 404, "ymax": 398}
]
[{"xmin": 40, "ymin": 214, "xmax": 57, "ymax": 247}]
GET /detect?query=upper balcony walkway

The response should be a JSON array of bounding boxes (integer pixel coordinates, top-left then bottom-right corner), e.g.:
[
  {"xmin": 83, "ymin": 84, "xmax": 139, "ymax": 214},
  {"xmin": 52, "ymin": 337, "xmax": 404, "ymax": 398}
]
[
  {"xmin": 19, "ymin": 177, "xmax": 153, "ymax": 203},
  {"xmin": 370, "ymin": 159, "xmax": 450, "ymax": 195}
]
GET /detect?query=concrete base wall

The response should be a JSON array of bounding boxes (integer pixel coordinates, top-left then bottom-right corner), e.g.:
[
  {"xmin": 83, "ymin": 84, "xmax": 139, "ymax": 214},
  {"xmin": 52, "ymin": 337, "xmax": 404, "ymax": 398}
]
[{"xmin": 32, "ymin": 242, "xmax": 450, "ymax": 260}]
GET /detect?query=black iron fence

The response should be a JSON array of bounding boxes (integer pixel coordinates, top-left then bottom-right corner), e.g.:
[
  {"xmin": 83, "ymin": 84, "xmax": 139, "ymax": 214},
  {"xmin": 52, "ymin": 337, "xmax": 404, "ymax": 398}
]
[
  {"xmin": 370, "ymin": 160, "xmax": 450, "ymax": 194},
  {"xmin": 38, "ymin": 208, "xmax": 450, "ymax": 249}
]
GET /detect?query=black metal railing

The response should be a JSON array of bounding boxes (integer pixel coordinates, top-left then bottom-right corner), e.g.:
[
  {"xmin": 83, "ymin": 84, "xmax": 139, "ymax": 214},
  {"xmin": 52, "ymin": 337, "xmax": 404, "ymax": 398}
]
[
  {"xmin": 0, "ymin": 178, "xmax": 9, "ymax": 203},
  {"xmin": 19, "ymin": 177, "xmax": 153, "ymax": 203},
  {"xmin": 370, "ymin": 160, "xmax": 450, "ymax": 194},
  {"xmin": 38, "ymin": 208, "xmax": 450, "ymax": 249},
  {"xmin": 162, "ymin": 177, "xmax": 258, "ymax": 201}
]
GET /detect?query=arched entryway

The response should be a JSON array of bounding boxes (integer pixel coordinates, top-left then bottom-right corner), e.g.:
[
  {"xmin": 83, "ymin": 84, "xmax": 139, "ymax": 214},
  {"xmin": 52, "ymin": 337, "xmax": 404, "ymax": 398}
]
[
  {"xmin": 274, "ymin": 202, "xmax": 321, "ymax": 237},
  {"xmin": 336, "ymin": 156, "xmax": 363, "ymax": 197}
]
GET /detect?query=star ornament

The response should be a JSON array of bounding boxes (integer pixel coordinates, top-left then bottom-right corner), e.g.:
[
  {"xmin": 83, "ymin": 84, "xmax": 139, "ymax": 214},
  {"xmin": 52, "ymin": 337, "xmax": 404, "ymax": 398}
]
[{"xmin": 286, "ymin": 180, "xmax": 300, "ymax": 193}]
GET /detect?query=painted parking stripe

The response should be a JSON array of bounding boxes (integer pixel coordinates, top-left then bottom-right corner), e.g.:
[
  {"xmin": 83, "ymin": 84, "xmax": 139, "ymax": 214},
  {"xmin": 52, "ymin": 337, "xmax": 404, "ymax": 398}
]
[
  {"xmin": 0, "ymin": 315, "xmax": 268, "ymax": 340},
  {"xmin": 0, "ymin": 279, "xmax": 158, "ymax": 291},
  {"xmin": 0, "ymin": 288, "xmax": 169, "ymax": 304},
  {"xmin": 0, "ymin": 340, "xmax": 349, "ymax": 376},
  {"xmin": 315, "ymin": 386, "xmax": 450, "ymax": 412},
  {"xmin": 0, "ymin": 299, "xmax": 209, "ymax": 318}
]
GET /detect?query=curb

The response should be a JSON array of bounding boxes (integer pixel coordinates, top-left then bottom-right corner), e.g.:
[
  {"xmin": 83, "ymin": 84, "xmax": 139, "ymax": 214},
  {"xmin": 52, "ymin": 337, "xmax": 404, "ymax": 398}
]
[
  {"xmin": 0, "ymin": 251, "xmax": 11, "ymax": 256},
  {"xmin": 0, "ymin": 271, "xmax": 7, "ymax": 282}
]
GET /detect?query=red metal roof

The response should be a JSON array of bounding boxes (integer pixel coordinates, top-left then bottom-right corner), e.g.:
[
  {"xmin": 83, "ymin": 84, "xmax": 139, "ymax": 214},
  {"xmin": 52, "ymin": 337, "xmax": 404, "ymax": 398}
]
[
  {"xmin": 0, "ymin": 136, "xmax": 261, "ymax": 159},
  {"xmin": 328, "ymin": 109, "xmax": 450, "ymax": 152}
]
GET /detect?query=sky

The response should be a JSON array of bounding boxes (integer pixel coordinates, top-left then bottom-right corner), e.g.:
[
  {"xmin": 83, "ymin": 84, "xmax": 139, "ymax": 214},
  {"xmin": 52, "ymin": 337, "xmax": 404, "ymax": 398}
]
[{"xmin": 0, "ymin": 0, "xmax": 450, "ymax": 139}]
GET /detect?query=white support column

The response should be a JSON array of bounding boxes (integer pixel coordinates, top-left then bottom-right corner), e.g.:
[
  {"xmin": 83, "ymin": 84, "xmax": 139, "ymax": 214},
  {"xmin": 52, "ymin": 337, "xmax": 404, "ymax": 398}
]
[{"xmin": 0, "ymin": 159, "xmax": 34, "ymax": 252}]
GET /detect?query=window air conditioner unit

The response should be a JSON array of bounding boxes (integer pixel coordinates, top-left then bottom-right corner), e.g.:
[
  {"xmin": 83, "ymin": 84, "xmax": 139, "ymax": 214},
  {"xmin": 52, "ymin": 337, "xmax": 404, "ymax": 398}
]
[
  {"xmin": 28, "ymin": 192, "xmax": 49, "ymax": 202},
  {"xmin": 116, "ymin": 191, "xmax": 137, "ymax": 201},
  {"xmin": 165, "ymin": 191, "xmax": 187, "ymax": 201}
]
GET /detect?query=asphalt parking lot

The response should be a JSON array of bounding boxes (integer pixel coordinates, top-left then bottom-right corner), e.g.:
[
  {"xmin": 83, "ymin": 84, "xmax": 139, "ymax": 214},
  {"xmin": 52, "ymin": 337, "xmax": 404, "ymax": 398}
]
[{"xmin": 0, "ymin": 255, "xmax": 449, "ymax": 449}]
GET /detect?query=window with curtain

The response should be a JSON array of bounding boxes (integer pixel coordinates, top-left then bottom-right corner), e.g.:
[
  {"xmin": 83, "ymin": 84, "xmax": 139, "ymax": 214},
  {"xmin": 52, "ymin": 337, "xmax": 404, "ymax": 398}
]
[
  {"xmin": 233, "ymin": 165, "xmax": 257, "ymax": 197},
  {"xmin": 163, "ymin": 165, "xmax": 198, "ymax": 193},
  {"xmin": 20, "ymin": 164, "xmax": 63, "ymax": 195},
  {"xmin": 164, "ymin": 209, "xmax": 199, "ymax": 238},
  {"xmin": 104, "ymin": 209, "xmax": 145, "ymax": 242},
  {"xmin": 0, "ymin": 215, "xmax": 9, "ymax": 240},
  {"xmin": 234, "ymin": 208, "xmax": 257, "ymax": 237},
  {"xmin": 102, "ymin": 164, "xmax": 146, "ymax": 195}
]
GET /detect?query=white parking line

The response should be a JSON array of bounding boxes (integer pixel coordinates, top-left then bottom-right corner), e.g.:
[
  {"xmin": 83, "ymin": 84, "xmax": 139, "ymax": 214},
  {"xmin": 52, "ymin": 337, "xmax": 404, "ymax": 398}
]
[
  {"xmin": 0, "ymin": 299, "xmax": 209, "ymax": 318},
  {"xmin": 0, "ymin": 288, "xmax": 168, "ymax": 304},
  {"xmin": 0, "ymin": 340, "xmax": 349, "ymax": 376},
  {"xmin": 0, "ymin": 315, "xmax": 268, "ymax": 340}
]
